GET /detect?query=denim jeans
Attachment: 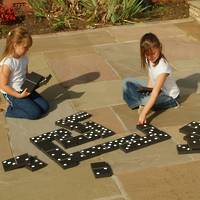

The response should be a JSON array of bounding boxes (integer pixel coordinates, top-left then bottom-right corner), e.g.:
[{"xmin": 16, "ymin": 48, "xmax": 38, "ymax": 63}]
[
  {"xmin": 123, "ymin": 78, "xmax": 179, "ymax": 111},
  {"xmin": 3, "ymin": 91, "xmax": 49, "ymax": 119}
]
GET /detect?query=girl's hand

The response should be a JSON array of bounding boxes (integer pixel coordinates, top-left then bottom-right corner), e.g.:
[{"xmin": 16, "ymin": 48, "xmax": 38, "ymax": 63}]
[
  {"xmin": 18, "ymin": 88, "xmax": 30, "ymax": 98},
  {"xmin": 138, "ymin": 111, "xmax": 147, "ymax": 125}
]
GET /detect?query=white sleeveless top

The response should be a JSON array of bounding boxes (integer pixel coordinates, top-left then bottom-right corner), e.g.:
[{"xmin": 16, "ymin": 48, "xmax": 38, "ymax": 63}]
[
  {"xmin": 148, "ymin": 58, "xmax": 180, "ymax": 99},
  {"xmin": 0, "ymin": 56, "xmax": 28, "ymax": 93}
]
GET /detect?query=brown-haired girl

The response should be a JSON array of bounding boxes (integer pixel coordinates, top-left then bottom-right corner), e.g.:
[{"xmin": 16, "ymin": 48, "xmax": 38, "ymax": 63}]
[
  {"xmin": 0, "ymin": 27, "xmax": 49, "ymax": 119},
  {"xmin": 123, "ymin": 32, "xmax": 180, "ymax": 124}
]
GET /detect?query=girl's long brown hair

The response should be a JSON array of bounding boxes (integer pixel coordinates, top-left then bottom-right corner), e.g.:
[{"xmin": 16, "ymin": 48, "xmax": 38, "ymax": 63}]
[
  {"xmin": 1, "ymin": 26, "xmax": 32, "ymax": 61},
  {"xmin": 140, "ymin": 32, "xmax": 166, "ymax": 69}
]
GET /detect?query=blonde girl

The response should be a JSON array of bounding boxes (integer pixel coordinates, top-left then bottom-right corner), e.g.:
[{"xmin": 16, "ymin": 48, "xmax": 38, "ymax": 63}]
[
  {"xmin": 0, "ymin": 27, "xmax": 49, "ymax": 119},
  {"xmin": 123, "ymin": 32, "xmax": 180, "ymax": 124}
]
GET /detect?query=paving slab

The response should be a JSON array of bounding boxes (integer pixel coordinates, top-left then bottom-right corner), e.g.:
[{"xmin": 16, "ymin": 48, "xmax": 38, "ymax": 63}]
[
  {"xmin": 0, "ymin": 113, "xmax": 12, "ymax": 164},
  {"xmin": 28, "ymin": 52, "xmax": 50, "ymax": 71},
  {"xmin": 70, "ymin": 80, "xmax": 124, "ymax": 110},
  {"xmin": 87, "ymin": 106, "xmax": 127, "ymax": 134},
  {"xmin": 176, "ymin": 20, "xmax": 200, "ymax": 41},
  {"xmin": 0, "ymin": 162, "xmax": 120, "ymax": 200},
  {"xmin": 108, "ymin": 22, "xmax": 187, "ymax": 42},
  {"xmin": 84, "ymin": 30, "xmax": 116, "ymax": 45},
  {"xmin": 96, "ymin": 42, "xmax": 143, "ymax": 79},
  {"xmin": 117, "ymin": 160, "xmax": 200, "ymax": 200},
  {"xmin": 46, "ymin": 53, "xmax": 120, "ymax": 86},
  {"xmin": 101, "ymin": 138, "xmax": 191, "ymax": 174},
  {"xmin": 113, "ymin": 92, "xmax": 200, "ymax": 130},
  {"xmin": 30, "ymin": 34, "xmax": 91, "ymax": 53},
  {"xmin": 95, "ymin": 197, "xmax": 125, "ymax": 200},
  {"xmin": 162, "ymin": 36, "xmax": 200, "ymax": 64}
]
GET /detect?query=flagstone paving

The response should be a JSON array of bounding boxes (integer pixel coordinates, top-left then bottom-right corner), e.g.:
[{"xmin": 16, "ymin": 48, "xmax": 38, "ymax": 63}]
[{"xmin": 0, "ymin": 17, "xmax": 200, "ymax": 200}]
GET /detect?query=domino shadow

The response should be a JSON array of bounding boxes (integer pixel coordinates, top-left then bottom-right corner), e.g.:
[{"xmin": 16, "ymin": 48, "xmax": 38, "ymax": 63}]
[
  {"xmin": 41, "ymin": 72, "xmax": 100, "ymax": 112},
  {"xmin": 148, "ymin": 73, "xmax": 200, "ymax": 123}
]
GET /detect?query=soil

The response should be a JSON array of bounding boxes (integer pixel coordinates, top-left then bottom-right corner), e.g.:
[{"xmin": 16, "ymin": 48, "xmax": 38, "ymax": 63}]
[{"xmin": 0, "ymin": 2, "xmax": 189, "ymax": 39}]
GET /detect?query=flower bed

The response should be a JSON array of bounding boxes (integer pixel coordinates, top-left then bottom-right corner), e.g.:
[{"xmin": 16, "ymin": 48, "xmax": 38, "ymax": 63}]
[{"xmin": 0, "ymin": 0, "xmax": 189, "ymax": 39}]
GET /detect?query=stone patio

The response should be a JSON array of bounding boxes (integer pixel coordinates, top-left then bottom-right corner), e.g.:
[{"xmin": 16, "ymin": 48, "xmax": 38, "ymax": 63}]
[{"xmin": 0, "ymin": 17, "xmax": 200, "ymax": 200}]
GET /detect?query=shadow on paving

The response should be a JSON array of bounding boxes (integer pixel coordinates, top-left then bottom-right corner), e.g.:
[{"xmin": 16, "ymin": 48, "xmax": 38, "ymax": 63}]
[
  {"xmin": 148, "ymin": 73, "xmax": 200, "ymax": 123},
  {"xmin": 41, "ymin": 72, "xmax": 100, "ymax": 112}
]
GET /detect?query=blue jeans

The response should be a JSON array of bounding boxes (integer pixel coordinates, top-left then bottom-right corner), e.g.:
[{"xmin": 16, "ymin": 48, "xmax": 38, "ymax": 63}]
[
  {"xmin": 123, "ymin": 78, "xmax": 179, "ymax": 111},
  {"xmin": 3, "ymin": 91, "xmax": 49, "ymax": 119}
]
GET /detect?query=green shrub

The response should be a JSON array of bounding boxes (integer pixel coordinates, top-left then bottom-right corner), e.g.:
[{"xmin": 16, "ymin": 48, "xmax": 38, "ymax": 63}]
[{"xmin": 28, "ymin": 0, "xmax": 150, "ymax": 29}]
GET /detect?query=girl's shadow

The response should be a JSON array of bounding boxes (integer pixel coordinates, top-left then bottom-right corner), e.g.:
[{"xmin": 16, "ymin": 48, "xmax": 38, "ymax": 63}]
[
  {"xmin": 41, "ymin": 72, "xmax": 100, "ymax": 112},
  {"xmin": 147, "ymin": 73, "xmax": 200, "ymax": 123}
]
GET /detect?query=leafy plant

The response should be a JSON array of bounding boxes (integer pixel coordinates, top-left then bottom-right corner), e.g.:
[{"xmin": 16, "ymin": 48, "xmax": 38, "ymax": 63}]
[
  {"xmin": 80, "ymin": 0, "xmax": 107, "ymax": 23},
  {"xmin": 106, "ymin": 0, "xmax": 150, "ymax": 23},
  {"xmin": 28, "ymin": 0, "xmax": 73, "ymax": 30},
  {"xmin": 27, "ymin": 0, "xmax": 46, "ymax": 18},
  {"xmin": 28, "ymin": 0, "xmax": 150, "ymax": 30}
]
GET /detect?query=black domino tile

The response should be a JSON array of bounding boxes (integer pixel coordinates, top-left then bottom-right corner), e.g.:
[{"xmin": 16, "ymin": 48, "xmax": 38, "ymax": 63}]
[
  {"xmin": 57, "ymin": 135, "xmax": 90, "ymax": 149},
  {"xmin": 55, "ymin": 120, "xmax": 78, "ymax": 130},
  {"xmin": 33, "ymin": 140, "xmax": 59, "ymax": 152},
  {"xmin": 83, "ymin": 121, "xmax": 116, "ymax": 138},
  {"xmin": 179, "ymin": 121, "xmax": 200, "ymax": 135},
  {"xmin": 82, "ymin": 131, "xmax": 101, "ymax": 141},
  {"xmin": 79, "ymin": 147, "xmax": 103, "ymax": 160},
  {"xmin": 2, "ymin": 153, "xmax": 29, "ymax": 172},
  {"xmin": 57, "ymin": 159, "xmax": 80, "ymax": 169},
  {"xmin": 100, "ymin": 141, "xmax": 120, "ymax": 153},
  {"xmin": 65, "ymin": 111, "xmax": 92, "ymax": 122},
  {"xmin": 137, "ymin": 124, "xmax": 171, "ymax": 141},
  {"xmin": 53, "ymin": 129, "xmax": 72, "ymax": 139},
  {"xmin": 54, "ymin": 131, "xmax": 73, "ymax": 144},
  {"xmin": 91, "ymin": 162, "xmax": 113, "ymax": 178},
  {"xmin": 94, "ymin": 134, "xmax": 140, "ymax": 154},
  {"xmin": 30, "ymin": 128, "xmax": 71, "ymax": 144},
  {"xmin": 176, "ymin": 144, "xmax": 200, "ymax": 154},
  {"xmin": 55, "ymin": 112, "xmax": 92, "ymax": 130},
  {"xmin": 120, "ymin": 136, "xmax": 152, "ymax": 153},
  {"xmin": 120, "ymin": 132, "xmax": 171, "ymax": 153},
  {"xmin": 185, "ymin": 121, "xmax": 200, "ymax": 129},
  {"xmin": 68, "ymin": 151, "xmax": 86, "ymax": 162},
  {"xmin": 73, "ymin": 122, "xmax": 91, "ymax": 133},
  {"xmin": 56, "ymin": 121, "xmax": 90, "ymax": 132},
  {"xmin": 183, "ymin": 133, "xmax": 200, "ymax": 141},
  {"xmin": 136, "ymin": 124, "xmax": 161, "ymax": 135},
  {"xmin": 116, "ymin": 134, "xmax": 141, "ymax": 144},
  {"xmin": 45, "ymin": 148, "xmax": 69, "ymax": 162},
  {"xmin": 184, "ymin": 134, "xmax": 200, "ymax": 150},
  {"xmin": 25, "ymin": 156, "xmax": 47, "ymax": 171},
  {"xmin": 136, "ymin": 123, "xmax": 154, "ymax": 132},
  {"xmin": 148, "ymin": 131, "xmax": 171, "ymax": 142},
  {"xmin": 100, "ymin": 129, "xmax": 116, "ymax": 138}
]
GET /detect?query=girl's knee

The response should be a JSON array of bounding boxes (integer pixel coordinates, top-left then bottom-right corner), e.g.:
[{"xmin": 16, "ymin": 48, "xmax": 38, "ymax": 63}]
[
  {"xmin": 41, "ymin": 101, "xmax": 50, "ymax": 113},
  {"xmin": 27, "ymin": 109, "xmax": 42, "ymax": 120},
  {"xmin": 123, "ymin": 78, "xmax": 134, "ymax": 91}
]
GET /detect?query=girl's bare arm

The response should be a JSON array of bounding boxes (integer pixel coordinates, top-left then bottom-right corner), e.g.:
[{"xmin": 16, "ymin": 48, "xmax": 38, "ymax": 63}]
[
  {"xmin": 147, "ymin": 75, "xmax": 153, "ymax": 88},
  {"xmin": 0, "ymin": 64, "xmax": 29, "ymax": 98}
]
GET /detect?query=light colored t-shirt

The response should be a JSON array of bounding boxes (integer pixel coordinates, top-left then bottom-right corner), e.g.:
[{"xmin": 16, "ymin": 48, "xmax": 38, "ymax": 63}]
[
  {"xmin": 0, "ymin": 55, "xmax": 28, "ymax": 93},
  {"xmin": 148, "ymin": 58, "xmax": 180, "ymax": 99}
]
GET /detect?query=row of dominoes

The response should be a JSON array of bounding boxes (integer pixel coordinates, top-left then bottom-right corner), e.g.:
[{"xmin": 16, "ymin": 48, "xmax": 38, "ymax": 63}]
[
  {"xmin": 30, "ymin": 126, "xmax": 171, "ymax": 170},
  {"xmin": 2, "ymin": 153, "xmax": 47, "ymax": 172},
  {"xmin": 2, "ymin": 111, "xmax": 172, "ymax": 172},
  {"xmin": 2, "ymin": 112, "xmax": 92, "ymax": 172},
  {"xmin": 177, "ymin": 121, "xmax": 200, "ymax": 154},
  {"xmin": 55, "ymin": 112, "xmax": 116, "ymax": 138},
  {"xmin": 28, "ymin": 112, "xmax": 117, "ymax": 169}
]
